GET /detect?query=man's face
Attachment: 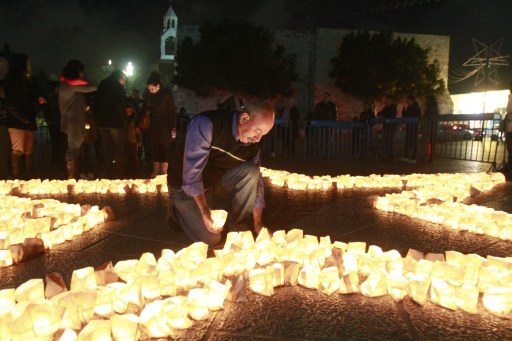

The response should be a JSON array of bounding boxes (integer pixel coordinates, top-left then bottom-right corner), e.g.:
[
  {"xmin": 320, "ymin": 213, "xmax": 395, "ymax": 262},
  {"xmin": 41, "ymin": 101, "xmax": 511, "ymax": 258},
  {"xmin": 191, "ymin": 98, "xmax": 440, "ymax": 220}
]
[
  {"xmin": 237, "ymin": 111, "xmax": 274, "ymax": 144},
  {"xmin": 147, "ymin": 84, "xmax": 160, "ymax": 94}
]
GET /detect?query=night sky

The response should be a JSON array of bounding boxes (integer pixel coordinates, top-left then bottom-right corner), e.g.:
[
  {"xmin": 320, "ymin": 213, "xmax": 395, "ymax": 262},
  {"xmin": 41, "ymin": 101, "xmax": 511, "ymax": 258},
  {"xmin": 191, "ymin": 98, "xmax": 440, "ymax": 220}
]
[{"xmin": 1, "ymin": 0, "xmax": 511, "ymax": 92}]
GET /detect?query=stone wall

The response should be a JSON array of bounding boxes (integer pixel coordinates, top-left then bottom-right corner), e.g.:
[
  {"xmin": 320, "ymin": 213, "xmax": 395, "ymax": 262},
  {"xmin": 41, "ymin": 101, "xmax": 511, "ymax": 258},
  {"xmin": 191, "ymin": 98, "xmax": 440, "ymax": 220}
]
[{"xmin": 175, "ymin": 25, "xmax": 452, "ymax": 119}]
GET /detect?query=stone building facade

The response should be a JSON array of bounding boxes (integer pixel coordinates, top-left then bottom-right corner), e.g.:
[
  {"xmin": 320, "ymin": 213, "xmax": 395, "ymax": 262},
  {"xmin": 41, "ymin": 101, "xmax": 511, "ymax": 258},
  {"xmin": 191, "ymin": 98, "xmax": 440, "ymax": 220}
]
[{"xmin": 170, "ymin": 24, "xmax": 451, "ymax": 119}]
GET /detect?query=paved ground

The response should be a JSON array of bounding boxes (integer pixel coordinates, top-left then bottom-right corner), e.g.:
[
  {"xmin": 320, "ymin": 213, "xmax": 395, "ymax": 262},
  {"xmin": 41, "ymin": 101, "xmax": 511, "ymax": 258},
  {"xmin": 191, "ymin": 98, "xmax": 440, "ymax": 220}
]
[{"xmin": 1, "ymin": 150, "xmax": 512, "ymax": 340}]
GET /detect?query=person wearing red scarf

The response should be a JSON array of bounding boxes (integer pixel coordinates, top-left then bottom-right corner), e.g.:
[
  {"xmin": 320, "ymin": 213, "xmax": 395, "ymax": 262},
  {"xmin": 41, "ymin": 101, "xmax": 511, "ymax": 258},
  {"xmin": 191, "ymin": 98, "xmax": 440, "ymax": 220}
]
[{"xmin": 57, "ymin": 60, "xmax": 97, "ymax": 179}]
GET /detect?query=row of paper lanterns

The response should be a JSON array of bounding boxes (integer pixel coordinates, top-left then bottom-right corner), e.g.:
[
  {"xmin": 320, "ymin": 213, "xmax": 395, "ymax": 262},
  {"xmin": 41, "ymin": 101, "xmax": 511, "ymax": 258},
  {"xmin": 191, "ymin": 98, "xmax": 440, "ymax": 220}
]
[
  {"xmin": 0, "ymin": 171, "xmax": 505, "ymax": 197},
  {"xmin": 1, "ymin": 228, "xmax": 511, "ymax": 340},
  {"xmin": 0, "ymin": 195, "xmax": 111, "ymax": 267},
  {"xmin": 261, "ymin": 168, "xmax": 505, "ymax": 195},
  {"xmin": 374, "ymin": 191, "xmax": 512, "ymax": 240},
  {"xmin": 0, "ymin": 175, "xmax": 168, "ymax": 196}
]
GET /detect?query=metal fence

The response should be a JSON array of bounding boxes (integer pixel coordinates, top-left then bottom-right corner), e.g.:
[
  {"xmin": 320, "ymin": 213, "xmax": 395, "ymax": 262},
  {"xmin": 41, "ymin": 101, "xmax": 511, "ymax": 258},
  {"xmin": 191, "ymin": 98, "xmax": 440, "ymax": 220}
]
[
  {"xmin": 177, "ymin": 113, "xmax": 508, "ymax": 171},
  {"xmin": 261, "ymin": 114, "xmax": 507, "ymax": 170}
]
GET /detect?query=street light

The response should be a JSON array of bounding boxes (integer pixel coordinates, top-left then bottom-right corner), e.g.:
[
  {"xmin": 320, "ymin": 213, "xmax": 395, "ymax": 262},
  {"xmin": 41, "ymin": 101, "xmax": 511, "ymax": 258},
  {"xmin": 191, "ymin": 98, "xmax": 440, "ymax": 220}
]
[{"xmin": 125, "ymin": 62, "xmax": 134, "ymax": 76}]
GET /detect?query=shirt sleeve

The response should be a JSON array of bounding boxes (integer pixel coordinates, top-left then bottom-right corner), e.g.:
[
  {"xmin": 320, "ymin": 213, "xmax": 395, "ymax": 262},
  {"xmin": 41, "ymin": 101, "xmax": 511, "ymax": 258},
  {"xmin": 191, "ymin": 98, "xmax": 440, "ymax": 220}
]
[{"xmin": 181, "ymin": 115, "xmax": 213, "ymax": 197}]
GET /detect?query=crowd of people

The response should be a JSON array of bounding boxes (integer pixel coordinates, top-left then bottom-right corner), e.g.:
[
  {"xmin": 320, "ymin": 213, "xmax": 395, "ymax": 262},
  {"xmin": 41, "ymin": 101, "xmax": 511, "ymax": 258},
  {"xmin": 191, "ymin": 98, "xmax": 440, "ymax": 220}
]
[
  {"xmin": 1, "ymin": 52, "xmax": 510, "ymax": 248},
  {"xmin": 0, "ymin": 53, "xmax": 177, "ymax": 181}
]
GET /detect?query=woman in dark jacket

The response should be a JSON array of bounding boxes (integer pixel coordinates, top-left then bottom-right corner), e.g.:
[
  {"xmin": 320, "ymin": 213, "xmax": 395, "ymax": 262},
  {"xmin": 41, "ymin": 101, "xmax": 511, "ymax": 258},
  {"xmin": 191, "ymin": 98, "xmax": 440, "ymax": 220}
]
[
  {"xmin": 4, "ymin": 53, "xmax": 39, "ymax": 178},
  {"xmin": 140, "ymin": 72, "xmax": 176, "ymax": 178}
]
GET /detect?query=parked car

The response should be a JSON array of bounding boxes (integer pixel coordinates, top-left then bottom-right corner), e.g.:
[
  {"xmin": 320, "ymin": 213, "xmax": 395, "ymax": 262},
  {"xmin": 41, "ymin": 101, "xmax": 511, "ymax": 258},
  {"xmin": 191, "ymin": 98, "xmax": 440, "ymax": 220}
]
[{"xmin": 437, "ymin": 123, "xmax": 473, "ymax": 142}]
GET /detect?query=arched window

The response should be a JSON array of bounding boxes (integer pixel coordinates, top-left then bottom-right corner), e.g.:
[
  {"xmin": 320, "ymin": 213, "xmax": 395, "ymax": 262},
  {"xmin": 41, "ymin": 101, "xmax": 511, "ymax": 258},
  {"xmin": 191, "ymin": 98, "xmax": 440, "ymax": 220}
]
[
  {"xmin": 171, "ymin": 19, "xmax": 176, "ymax": 28},
  {"xmin": 165, "ymin": 36, "xmax": 177, "ymax": 55},
  {"xmin": 166, "ymin": 19, "xmax": 170, "ymax": 29}
]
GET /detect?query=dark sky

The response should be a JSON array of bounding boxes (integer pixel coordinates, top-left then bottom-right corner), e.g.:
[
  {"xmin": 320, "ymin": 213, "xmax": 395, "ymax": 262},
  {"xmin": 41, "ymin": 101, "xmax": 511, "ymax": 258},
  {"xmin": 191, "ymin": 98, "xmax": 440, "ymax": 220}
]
[{"xmin": 1, "ymin": 0, "xmax": 511, "ymax": 92}]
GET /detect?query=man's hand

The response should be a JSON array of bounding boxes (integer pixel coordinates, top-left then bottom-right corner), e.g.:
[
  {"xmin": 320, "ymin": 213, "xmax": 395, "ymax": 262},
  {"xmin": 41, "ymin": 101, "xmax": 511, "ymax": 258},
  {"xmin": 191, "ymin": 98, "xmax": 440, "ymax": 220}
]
[
  {"xmin": 253, "ymin": 207, "xmax": 264, "ymax": 235},
  {"xmin": 193, "ymin": 195, "xmax": 222, "ymax": 234}
]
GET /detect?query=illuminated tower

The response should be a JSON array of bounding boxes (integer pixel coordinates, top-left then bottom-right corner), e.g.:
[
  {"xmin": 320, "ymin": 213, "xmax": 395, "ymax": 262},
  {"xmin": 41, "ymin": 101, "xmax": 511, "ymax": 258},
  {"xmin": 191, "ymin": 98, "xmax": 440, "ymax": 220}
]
[{"xmin": 160, "ymin": 4, "xmax": 178, "ymax": 61}]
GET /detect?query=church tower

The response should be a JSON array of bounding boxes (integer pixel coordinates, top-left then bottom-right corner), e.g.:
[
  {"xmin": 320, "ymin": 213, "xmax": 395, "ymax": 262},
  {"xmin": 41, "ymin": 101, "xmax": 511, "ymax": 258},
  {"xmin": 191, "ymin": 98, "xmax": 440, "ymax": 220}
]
[{"xmin": 160, "ymin": 4, "xmax": 178, "ymax": 61}]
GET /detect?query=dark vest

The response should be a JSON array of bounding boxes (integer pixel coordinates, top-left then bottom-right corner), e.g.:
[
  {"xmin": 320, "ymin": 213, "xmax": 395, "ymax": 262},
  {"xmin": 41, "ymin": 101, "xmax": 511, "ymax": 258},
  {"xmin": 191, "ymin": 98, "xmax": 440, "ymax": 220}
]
[{"xmin": 168, "ymin": 110, "xmax": 260, "ymax": 187}]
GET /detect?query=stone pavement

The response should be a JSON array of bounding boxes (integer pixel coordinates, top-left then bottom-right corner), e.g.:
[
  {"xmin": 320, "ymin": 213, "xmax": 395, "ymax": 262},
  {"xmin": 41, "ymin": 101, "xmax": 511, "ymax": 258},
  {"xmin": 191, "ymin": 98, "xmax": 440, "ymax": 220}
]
[{"xmin": 1, "ymin": 153, "xmax": 512, "ymax": 340}]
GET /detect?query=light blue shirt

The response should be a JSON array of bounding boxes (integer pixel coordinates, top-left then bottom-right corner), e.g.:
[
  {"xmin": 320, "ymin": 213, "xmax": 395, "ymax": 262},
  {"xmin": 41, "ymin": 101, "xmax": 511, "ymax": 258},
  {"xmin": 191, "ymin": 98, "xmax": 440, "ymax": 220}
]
[{"xmin": 181, "ymin": 112, "xmax": 265, "ymax": 208}]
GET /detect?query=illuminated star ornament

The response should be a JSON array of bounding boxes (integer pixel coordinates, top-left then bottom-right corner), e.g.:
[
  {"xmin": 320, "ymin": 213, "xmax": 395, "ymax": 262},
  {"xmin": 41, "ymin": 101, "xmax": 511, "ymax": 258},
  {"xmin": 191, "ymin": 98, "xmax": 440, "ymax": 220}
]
[{"xmin": 462, "ymin": 38, "xmax": 509, "ymax": 87}]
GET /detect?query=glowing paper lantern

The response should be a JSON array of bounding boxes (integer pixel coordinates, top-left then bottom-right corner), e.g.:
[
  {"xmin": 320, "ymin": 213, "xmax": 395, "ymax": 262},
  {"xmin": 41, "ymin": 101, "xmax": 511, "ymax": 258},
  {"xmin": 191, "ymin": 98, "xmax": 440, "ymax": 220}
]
[
  {"xmin": 318, "ymin": 266, "xmax": 340, "ymax": 295},
  {"xmin": 113, "ymin": 259, "xmax": 139, "ymax": 283},
  {"xmin": 211, "ymin": 209, "xmax": 228, "ymax": 232},
  {"xmin": 59, "ymin": 328, "xmax": 78, "ymax": 341},
  {"xmin": 158, "ymin": 270, "xmax": 177, "ymax": 297},
  {"xmin": 106, "ymin": 282, "xmax": 129, "ymax": 314},
  {"xmin": 27, "ymin": 301, "xmax": 66, "ymax": 338},
  {"xmin": 0, "ymin": 249, "xmax": 13, "ymax": 267},
  {"xmin": 0, "ymin": 288, "xmax": 15, "ymax": 315},
  {"xmin": 283, "ymin": 261, "xmax": 300, "ymax": 286},
  {"xmin": 70, "ymin": 267, "xmax": 97, "ymax": 290},
  {"xmin": 139, "ymin": 300, "xmax": 171, "ymax": 338},
  {"xmin": 386, "ymin": 273, "xmax": 409, "ymax": 302},
  {"xmin": 163, "ymin": 296, "xmax": 193, "ymax": 329},
  {"xmin": 430, "ymin": 278, "xmax": 457, "ymax": 310},
  {"xmin": 187, "ymin": 288, "xmax": 210, "ymax": 320},
  {"xmin": 206, "ymin": 280, "xmax": 229, "ymax": 311},
  {"xmin": 225, "ymin": 274, "xmax": 248, "ymax": 302},
  {"xmin": 77, "ymin": 319, "xmax": 112, "ymax": 341},
  {"xmin": 298, "ymin": 265, "xmax": 319, "ymax": 289},
  {"xmin": 93, "ymin": 286, "xmax": 114, "ymax": 317},
  {"xmin": 45, "ymin": 272, "xmax": 67, "ymax": 299},
  {"xmin": 51, "ymin": 291, "xmax": 83, "ymax": 330},
  {"xmin": 94, "ymin": 261, "xmax": 118, "ymax": 286},
  {"xmin": 249, "ymin": 267, "xmax": 274, "ymax": 296},
  {"xmin": 272, "ymin": 263, "xmax": 284, "ymax": 287},
  {"xmin": 110, "ymin": 313, "xmax": 140, "ymax": 341},
  {"xmin": 482, "ymin": 287, "xmax": 512, "ymax": 316},
  {"xmin": 361, "ymin": 270, "xmax": 387, "ymax": 297},
  {"xmin": 408, "ymin": 275, "xmax": 431, "ymax": 305},
  {"xmin": 14, "ymin": 278, "xmax": 44, "ymax": 303},
  {"xmin": 339, "ymin": 272, "xmax": 360, "ymax": 294},
  {"xmin": 456, "ymin": 285, "xmax": 479, "ymax": 314},
  {"xmin": 141, "ymin": 274, "xmax": 161, "ymax": 300}
]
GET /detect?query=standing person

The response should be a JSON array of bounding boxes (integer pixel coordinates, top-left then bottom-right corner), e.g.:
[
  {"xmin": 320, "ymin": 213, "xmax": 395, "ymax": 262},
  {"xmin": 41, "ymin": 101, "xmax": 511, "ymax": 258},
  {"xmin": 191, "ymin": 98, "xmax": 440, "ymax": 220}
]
[
  {"xmin": 376, "ymin": 96, "xmax": 397, "ymax": 160},
  {"xmin": 42, "ymin": 80, "xmax": 67, "ymax": 174},
  {"xmin": 3, "ymin": 53, "xmax": 40, "ymax": 179},
  {"xmin": 94, "ymin": 69, "xmax": 131, "ymax": 179},
  {"xmin": 505, "ymin": 82, "xmax": 512, "ymax": 167},
  {"xmin": 400, "ymin": 95, "xmax": 421, "ymax": 163},
  {"xmin": 57, "ymin": 60, "xmax": 97, "ymax": 179},
  {"xmin": 279, "ymin": 97, "xmax": 300, "ymax": 156},
  {"xmin": 353, "ymin": 102, "xmax": 374, "ymax": 158},
  {"xmin": 0, "ymin": 55, "xmax": 10, "ymax": 179},
  {"xmin": 313, "ymin": 92, "xmax": 338, "ymax": 158},
  {"xmin": 167, "ymin": 101, "xmax": 275, "ymax": 246},
  {"xmin": 313, "ymin": 92, "xmax": 337, "ymax": 121},
  {"xmin": 423, "ymin": 94, "xmax": 439, "ymax": 162},
  {"xmin": 139, "ymin": 72, "xmax": 177, "ymax": 178}
]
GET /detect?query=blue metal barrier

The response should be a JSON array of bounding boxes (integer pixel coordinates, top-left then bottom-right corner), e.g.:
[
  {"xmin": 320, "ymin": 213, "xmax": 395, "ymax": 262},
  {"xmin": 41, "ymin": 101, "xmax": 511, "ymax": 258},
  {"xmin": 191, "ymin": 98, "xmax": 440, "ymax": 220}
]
[{"xmin": 432, "ymin": 113, "xmax": 503, "ymax": 170}]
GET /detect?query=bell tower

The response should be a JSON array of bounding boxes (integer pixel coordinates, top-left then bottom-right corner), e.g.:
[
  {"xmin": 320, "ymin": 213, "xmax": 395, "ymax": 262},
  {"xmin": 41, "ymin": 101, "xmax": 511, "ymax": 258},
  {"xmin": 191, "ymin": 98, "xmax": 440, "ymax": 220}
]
[{"xmin": 160, "ymin": 4, "xmax": 178, "ymax": 61}]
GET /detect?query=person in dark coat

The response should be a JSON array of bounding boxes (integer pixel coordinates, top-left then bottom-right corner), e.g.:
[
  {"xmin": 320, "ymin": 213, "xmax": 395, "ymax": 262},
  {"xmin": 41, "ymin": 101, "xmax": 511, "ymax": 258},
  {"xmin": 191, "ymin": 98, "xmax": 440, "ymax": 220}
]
[
  {"xmin": 4, "ymin": 53, "xmax": 40, "ymax": 179},
  {"xmin": 376, "ymin": 96, "xmax": 397, "ymax": 159},
  {"xmin": 0, "ymin": 54, "xmax": 10, "ymax": 179},
  {"xmin": 400, "ymin": 95, "xmax": 421, "ymax": 163},
  {"xmin": 139, "ymin": 72, "xmax": 177, "ymax": 178},
  {"xmin": 94, "ymin": 69, "xmax": 131, "ymax": 179}
]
